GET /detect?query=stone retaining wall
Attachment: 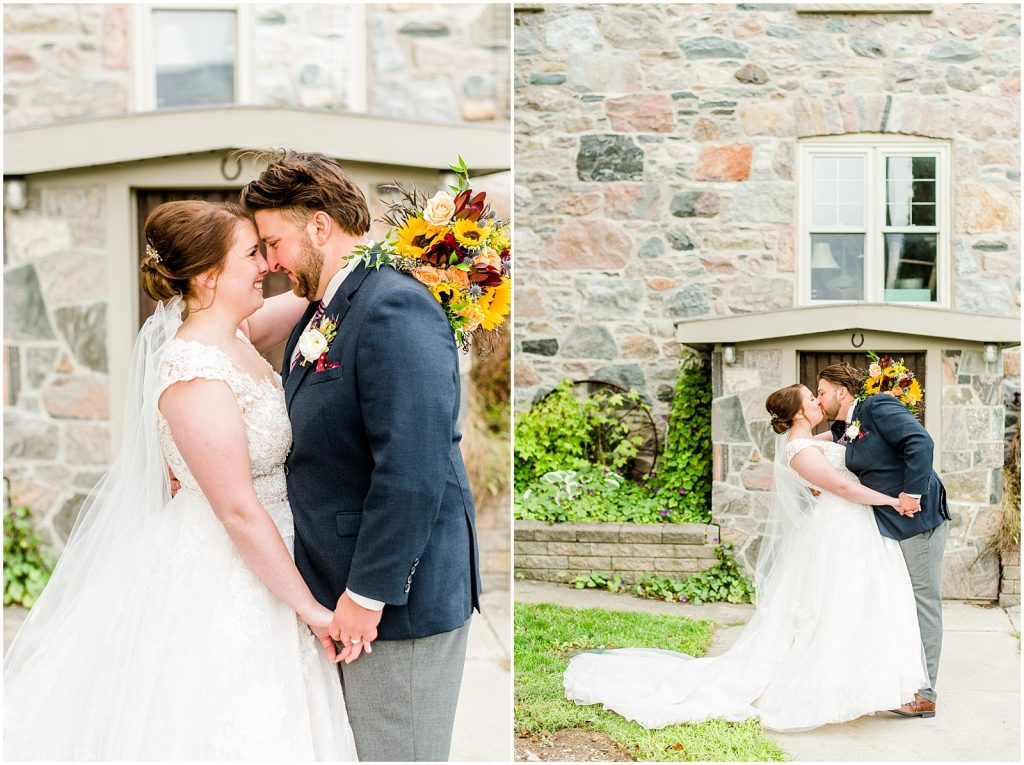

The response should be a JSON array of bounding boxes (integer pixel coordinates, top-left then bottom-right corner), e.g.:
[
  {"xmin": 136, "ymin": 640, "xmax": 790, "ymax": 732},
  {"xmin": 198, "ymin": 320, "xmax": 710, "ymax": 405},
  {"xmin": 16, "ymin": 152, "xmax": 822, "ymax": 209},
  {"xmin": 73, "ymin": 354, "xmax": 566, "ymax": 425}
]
[
  {"xmin": 1003, "ymin": 561, "xmax": 1019, "ymax": 606},
  {"xmin": 514, "ymin": 520, "xmax": 721, "ymax": 583}
]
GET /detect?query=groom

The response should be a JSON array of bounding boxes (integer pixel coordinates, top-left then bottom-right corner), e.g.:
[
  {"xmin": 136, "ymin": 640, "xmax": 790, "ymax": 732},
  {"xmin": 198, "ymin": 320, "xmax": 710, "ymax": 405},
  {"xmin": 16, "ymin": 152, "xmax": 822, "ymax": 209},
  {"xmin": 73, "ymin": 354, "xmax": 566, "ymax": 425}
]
[
  {"xmin": 817, "ymin": 362, "xmax": 950, "ymax": 719},
  {"xmin": 241, "ymin": 151, "xmax": 481, "ymax": 761}
]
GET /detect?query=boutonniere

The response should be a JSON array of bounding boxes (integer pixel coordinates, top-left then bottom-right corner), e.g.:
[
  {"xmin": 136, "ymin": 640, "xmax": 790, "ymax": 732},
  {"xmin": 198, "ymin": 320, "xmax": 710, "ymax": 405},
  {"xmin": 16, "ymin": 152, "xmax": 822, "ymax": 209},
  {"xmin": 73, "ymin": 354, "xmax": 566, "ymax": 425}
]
[
  {"xmin": 297, "ymin": 315, "xmax": 340, "ymax": 370},
  {"xmin": 840, "ymin": 420, "xmax": 869, "ymax": 444}
]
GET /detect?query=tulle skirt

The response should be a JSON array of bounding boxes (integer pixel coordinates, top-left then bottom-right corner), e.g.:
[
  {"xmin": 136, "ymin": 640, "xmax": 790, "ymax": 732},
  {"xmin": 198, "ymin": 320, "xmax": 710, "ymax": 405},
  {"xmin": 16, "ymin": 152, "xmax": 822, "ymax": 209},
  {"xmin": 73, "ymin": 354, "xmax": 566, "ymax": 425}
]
[
  {"xmin": 564, "ymin": 494, "xmax": 928, "ymax": 732},
  {"xmin": 4, "ymin": 490, "xmax": 356, "ymax": 761}
]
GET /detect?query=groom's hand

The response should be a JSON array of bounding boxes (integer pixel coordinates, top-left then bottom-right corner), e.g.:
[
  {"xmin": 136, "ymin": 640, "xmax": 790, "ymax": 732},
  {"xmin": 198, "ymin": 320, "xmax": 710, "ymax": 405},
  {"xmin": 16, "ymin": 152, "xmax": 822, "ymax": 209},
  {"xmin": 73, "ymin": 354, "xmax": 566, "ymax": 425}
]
[
  {"xmin": 330, "ymin": 592, "xmax": 382, "ymax": 663},
  {"xmin": 898, "ymin": 492, "xmax": 921, "ymax": 516}
]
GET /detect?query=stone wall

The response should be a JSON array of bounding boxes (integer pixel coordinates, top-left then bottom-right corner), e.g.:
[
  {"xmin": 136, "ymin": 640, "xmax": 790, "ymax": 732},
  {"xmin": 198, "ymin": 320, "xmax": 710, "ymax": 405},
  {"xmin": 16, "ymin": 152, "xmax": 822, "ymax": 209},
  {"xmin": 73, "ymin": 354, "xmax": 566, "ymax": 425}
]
[
  {"xmin": 514, "ymin": 3, "xmax": 1021, "ymax": 419},
  {"xmin": 4, "ymin": 183, "xmax": 112, "ymax": 547},
  {"xmin": 4, "ymin": 3, "xmax": 510, "ymax": 129},
  {"xmin": 3, "ymin": 4, "xmax": 131, "ymax": 128},
  {"xmin": 367, "ymin": 4, "xmax": 510, "ymax": 123},
  {"xmin": 515, "ymin": 520, "xmax": 720, "ymax": 583}
]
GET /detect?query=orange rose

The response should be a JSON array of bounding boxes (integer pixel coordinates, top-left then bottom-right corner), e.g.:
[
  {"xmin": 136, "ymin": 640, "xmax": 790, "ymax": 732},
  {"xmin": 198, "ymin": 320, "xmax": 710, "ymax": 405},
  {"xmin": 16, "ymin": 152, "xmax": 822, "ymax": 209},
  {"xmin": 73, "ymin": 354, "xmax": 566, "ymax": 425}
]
[
  {"xmin": 476, "ymin": 247, "xmax": 503, "ymax": 270},
  {"xmin": 413, "ymin": 265, "xmax": 444, "ymax": 287},
  {"xmin": 458, "ymin": 303, "xmax": 486, "ymax": 333},
  {"xmin": 446, "ymin": 267, "xmax": 470, "ymax": 288}
]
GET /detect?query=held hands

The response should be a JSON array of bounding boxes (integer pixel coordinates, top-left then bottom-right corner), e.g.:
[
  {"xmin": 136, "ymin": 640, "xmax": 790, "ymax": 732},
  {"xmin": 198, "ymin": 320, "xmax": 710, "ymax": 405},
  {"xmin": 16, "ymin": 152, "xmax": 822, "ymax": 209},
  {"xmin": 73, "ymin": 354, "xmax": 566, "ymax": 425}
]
[
  {"xmin": 305, "ymin": 605, "xmax": 344, "ymax": 663},
  {"xmin": 897, "ymin": 492, "xmax": 922, "ymax": 517},
  {"xmin": 329, "ymin": 591, "xmax": 382, "ymax": 664}
]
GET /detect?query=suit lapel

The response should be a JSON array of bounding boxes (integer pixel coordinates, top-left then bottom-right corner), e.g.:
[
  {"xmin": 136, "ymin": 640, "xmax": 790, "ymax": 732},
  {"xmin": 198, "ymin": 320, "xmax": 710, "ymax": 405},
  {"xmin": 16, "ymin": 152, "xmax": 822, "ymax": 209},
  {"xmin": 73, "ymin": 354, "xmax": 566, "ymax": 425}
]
[{"xmin": 284, "ymin": 261, "xmax": 375, "ymax": 411}]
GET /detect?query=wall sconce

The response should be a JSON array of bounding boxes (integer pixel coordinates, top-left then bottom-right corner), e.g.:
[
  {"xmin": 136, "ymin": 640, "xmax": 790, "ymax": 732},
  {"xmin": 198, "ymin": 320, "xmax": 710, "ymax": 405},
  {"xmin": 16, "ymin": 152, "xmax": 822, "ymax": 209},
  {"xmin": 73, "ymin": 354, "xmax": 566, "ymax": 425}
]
[
  {"xmin": 984, "ymin": 344, "xmax": 998, "ymax": 364},
  {"xmin": 722, "ymin": 344, "xmax": 737, "ymax": 365},
  {"xmin": 4, "ymin": 176, "xmax": 28, "ymax": 211}
]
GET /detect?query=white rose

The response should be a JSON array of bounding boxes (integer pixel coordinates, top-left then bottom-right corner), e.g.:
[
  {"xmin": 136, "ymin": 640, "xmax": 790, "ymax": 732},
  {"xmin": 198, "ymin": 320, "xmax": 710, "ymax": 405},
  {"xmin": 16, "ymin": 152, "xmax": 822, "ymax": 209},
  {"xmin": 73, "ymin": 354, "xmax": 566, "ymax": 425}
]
[
  {"xmin": 298, "ymin": 329, "xmax": 328, "ymax": 362},
  {"xmin": 868, "ymin": 363, "xmax": 882, "ymax": 377},
  {"xmin": 845, "ymin": 422, "xmax": 860, "ymax": 439},
  {"xmin": 423, "ymin": 191, "xmax": 456, "ymax": 226}
]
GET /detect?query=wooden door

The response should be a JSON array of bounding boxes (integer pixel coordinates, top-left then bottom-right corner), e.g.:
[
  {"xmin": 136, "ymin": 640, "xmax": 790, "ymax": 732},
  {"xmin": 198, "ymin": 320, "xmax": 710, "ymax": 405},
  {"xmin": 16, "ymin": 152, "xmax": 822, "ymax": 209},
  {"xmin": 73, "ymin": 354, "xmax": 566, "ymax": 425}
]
[
  {"xmin": 799, "ymin": 350, "xmax": 926, "ymax": 434},
  {"xmin": 135, "ymin": 189, "xmax": 293, "ymax": 369}
]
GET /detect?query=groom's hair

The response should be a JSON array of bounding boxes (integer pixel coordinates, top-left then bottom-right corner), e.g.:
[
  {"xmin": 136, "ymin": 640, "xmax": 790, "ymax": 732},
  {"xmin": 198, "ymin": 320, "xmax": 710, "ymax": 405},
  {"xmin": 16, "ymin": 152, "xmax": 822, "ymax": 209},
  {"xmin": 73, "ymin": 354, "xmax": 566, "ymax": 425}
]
[
  {"xmin": 817, "ymin": 363, "xmax": 864, "ymax": 396},
  {"xmin": 240, "ymin": 150, "xmax": 370, "ymax": 236}
]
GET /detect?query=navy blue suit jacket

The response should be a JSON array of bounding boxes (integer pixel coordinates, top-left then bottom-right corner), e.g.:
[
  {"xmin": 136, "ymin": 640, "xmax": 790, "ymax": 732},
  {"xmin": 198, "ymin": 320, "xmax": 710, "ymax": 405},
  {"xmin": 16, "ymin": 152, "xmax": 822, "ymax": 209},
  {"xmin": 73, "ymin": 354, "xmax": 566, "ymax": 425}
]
[
  {"xmin": 834, "ymin": 394, "xmax": 949, "ymax": 541},
  {"xmin": 282, "ymin": 261, "xmax": 481, "ymax": 640}
]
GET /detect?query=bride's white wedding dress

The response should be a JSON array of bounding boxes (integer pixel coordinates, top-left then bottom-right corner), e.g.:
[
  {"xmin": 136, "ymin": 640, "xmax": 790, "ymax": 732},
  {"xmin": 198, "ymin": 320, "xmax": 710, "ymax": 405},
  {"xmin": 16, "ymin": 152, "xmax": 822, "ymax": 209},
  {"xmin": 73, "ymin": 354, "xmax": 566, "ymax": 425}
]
[
  {"xmin": 4, "ymin": 334, "xmax": 357, "ymax": 760},
  {"xmin": 563, "ymin": 437, "xmax": 928, "ymax": 732}
]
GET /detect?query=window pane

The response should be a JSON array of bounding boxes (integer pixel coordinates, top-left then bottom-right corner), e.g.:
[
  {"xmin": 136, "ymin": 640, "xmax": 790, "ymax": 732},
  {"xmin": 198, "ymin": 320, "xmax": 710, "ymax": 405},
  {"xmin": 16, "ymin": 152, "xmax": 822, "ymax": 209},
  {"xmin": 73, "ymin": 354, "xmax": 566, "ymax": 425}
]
[
  {"xmin": 813, "ymin": 204, "xmax": 836, "ymax": 227},
  {"xmin": 812, "ymin": 156, "xmax": 864, "ymax": 228},
  {"xmin": 886, "ymin": 156, "xmax": 937, "ymax": 228},
  {"xmin": 883, "ymin": 233, "xmax": 937, "ymax": 302},
  {"xmin": 154, "ymin": 10, "xmax": 236, "ymax": 108},
  {"xmin": 813, "ymin": 157, "xmax": 837, "ymax": 180},
  {"xmin": 911, "ymin": 204, "xmax": 936, "ymax": 226},
  {"xmin": 810, "ymin": 233, "xmax": 864, "ymax": 301},
  {"xmin": 911, "ymin": 156, "xmax": 936, "ymax": 179}
]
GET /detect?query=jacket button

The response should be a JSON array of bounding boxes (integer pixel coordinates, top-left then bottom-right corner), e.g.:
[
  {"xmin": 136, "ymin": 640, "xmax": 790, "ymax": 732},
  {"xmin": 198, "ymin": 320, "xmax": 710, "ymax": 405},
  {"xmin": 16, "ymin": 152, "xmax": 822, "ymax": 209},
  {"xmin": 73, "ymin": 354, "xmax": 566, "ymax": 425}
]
[
  {"xmin": 404, "ymin": 584, "xmax": 411, "ymax": 593},
  {"xmin": 283, "ymin": 465, "xmax": 289, "ymax": 476},
  {"xmin": 406, "ymin": 575, "xmax": 413, "ymax": 584}
]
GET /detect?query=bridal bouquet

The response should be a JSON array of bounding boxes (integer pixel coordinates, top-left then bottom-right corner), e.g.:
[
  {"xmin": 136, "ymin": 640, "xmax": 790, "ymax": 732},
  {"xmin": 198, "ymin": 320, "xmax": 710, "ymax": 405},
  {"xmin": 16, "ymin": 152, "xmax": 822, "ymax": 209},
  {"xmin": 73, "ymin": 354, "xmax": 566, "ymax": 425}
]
[
  {"xmin": 859, "ymin": 351, "xmax": 924, "ymax": 413},
  {"xmin": 355, "ymin": 156, "xmax": 511, "ymax": 352}
]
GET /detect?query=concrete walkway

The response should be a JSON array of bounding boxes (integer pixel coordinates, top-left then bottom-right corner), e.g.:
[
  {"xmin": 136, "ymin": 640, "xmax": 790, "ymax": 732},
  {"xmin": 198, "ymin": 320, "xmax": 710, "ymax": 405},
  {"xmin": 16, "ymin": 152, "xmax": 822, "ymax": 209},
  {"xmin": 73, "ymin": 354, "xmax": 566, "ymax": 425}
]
[
  {"xmin": 516, "ymin": 580, "xmax": 1021, "ymax": 762},
  {"xmin": 4, "ymin": 588, "xmax": 513, "ymax": 761}
]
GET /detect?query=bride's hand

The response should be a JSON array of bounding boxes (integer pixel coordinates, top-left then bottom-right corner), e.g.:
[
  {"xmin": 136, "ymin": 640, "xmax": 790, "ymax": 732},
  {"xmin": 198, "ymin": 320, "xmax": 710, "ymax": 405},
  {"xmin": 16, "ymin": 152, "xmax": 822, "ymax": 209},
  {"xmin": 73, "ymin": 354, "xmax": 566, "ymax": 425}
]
[{"xmin": 305, "ymin": 606, "xmax": 342, "ymax": 663}]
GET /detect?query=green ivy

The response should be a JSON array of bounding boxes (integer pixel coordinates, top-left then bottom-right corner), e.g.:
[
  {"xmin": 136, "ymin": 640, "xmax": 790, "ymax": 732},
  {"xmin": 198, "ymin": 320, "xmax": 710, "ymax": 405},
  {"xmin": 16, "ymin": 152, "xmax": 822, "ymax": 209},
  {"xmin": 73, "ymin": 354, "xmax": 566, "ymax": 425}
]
[
  {"xmin": 513, "ymin": 380, "xmax": 647, "ymax": 491},
  {"xmin": 569, "ymin": 544, "xmax": 755, "ymax": 606},
  {"xmin": 651, "ymin": 354, "xmax": 713, "ymax": 524},
  {"xmin": 4, "ymin": 500, "xmax": 55, "ymax": 608},
  {"xmin": 514, "ymin": 464, "xmax": 669, "ymax": 524}
]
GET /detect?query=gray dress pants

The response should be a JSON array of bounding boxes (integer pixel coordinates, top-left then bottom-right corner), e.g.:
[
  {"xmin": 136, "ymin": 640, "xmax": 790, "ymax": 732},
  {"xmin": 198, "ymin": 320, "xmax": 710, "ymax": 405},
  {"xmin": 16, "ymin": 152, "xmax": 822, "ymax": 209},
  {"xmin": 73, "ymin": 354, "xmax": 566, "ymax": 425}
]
[
  {"xmin": 338, "ymin": 618, "xmax": 471, "ymax": 761},
  {"xmin": 898, "ymin": 521, "xmax": 949, "ymax": 703}
]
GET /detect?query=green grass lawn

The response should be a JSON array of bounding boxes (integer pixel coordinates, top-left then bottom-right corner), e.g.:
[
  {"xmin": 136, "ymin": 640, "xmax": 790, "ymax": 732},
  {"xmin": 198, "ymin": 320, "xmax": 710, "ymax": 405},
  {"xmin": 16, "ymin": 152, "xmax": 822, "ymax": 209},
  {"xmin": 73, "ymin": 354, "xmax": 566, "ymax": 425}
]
[{"xmin": 514, "ymin": 602, "xmax": 785, "ymax": 762}]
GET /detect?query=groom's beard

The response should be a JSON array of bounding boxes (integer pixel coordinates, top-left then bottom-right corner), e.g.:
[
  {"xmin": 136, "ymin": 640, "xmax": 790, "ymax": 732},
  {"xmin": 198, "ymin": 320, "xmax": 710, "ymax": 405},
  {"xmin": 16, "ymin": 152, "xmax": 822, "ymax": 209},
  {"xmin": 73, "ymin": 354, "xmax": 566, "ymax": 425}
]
[
  {"xmin": 822, "ymin": 399, "xmax": 841, "ymax": 421},
  {"xmin": 292, "ymin": 234, "xmax": 325, "ymax": 299}
]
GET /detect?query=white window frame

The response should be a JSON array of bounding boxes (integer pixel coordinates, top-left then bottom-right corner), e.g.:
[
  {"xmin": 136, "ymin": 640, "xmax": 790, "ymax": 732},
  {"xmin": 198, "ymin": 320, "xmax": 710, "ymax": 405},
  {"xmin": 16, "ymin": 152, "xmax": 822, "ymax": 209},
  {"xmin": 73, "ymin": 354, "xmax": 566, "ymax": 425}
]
[
  {"xmin": 132, "ymin": 3, "xmax": 253, "ymax": 111},
  {"xmin": 797, "ymin": 135, "xmax": 951, "ymax": 308}
]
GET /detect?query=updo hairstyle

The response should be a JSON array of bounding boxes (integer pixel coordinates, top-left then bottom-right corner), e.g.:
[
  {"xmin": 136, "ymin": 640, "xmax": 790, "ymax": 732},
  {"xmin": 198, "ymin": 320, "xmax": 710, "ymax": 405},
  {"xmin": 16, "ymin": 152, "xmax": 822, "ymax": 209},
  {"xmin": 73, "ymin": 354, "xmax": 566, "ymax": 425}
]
[
  {"xmin": 765, "ymin": 384, "xmax": 806, "ymax": 434},
  {"xmin": 139, "ymin": 200, "xmax": 251, "ymax": 304}
]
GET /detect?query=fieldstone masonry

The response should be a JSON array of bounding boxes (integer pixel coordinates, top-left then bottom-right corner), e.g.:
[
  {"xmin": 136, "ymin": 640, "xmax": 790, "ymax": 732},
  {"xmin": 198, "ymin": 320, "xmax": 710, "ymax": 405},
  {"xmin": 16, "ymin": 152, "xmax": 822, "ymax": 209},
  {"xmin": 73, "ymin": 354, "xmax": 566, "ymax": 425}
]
[
  {"xmin": 4, "ymin": 183, "xmax": 113, "ymax": 548},
  {"xmin": 515, "ymin": 4, "xmax": 1020, "ymax": 600},
  {"xmin": 4, "ymin": 4, "xmax": 509, "ymax": 129}
]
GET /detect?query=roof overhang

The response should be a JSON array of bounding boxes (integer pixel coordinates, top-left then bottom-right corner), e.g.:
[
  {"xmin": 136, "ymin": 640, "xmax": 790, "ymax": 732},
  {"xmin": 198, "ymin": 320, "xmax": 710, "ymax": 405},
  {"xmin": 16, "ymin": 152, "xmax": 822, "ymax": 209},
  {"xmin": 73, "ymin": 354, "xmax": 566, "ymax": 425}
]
[
  {"xmin": 676, "ymin": 304, "xmax": 1021, "ymax": 348},
  {"xmin": 3, "ymin": 106, "xmax": 509, "ymax": 176}
]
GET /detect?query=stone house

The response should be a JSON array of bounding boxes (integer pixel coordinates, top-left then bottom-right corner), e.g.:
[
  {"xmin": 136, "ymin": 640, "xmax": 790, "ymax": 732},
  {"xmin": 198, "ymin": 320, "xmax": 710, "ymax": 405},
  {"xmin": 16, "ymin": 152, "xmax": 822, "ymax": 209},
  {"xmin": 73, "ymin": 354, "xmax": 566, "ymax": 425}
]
[
  {"xmin": 3, "ymin": 3, "xmax": 511, "ymax": 577},
  {"xmin": 513, "ymin": 3, "xmax": 1020, "ymax": 600}
]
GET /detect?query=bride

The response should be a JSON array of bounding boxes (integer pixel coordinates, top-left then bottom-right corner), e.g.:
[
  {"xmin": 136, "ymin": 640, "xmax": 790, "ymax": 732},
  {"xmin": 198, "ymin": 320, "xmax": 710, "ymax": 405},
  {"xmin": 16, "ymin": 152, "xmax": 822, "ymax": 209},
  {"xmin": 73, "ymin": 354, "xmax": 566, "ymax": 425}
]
[
  {"xmin": 563, "ymin": 383, "xmax": 928, "ymax": 732},
  {"xmin": 4, "ymin": 201, "xmax": 358, "ymax": 760}
]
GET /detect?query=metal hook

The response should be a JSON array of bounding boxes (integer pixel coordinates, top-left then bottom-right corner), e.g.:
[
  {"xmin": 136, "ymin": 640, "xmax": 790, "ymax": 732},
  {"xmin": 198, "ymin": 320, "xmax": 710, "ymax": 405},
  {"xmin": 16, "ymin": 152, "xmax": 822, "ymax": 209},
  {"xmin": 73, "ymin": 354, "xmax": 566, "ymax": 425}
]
[
  {"xmin": 220, "ymin": 155, "xmax": 242, "ymax": 182},
  {"xmin": 851, "ymin": 332, "xmax": 865, "ymax": 348}
]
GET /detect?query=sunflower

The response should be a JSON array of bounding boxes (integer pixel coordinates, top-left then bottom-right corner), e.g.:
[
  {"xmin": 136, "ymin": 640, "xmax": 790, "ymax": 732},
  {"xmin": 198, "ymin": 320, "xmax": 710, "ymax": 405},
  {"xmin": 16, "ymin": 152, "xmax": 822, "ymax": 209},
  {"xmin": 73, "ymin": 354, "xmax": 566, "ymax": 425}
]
[
  {"xmin": 428, "ymin": 282, "xmax": 460, "ymax": 305},
  {"xmin": 906, "ymin": 379, "xmax": 923, "ymax": 403},
  {"xmin": 477, "ymin": 280, "xmax": 511, "ymax": 331},
  {"xmin": 396, "ymin": 217, "xmax": 443, "ymax": 259},
  {"xmin": 452, "ymin": 218, "xmax": 492, "ymax": 248}
]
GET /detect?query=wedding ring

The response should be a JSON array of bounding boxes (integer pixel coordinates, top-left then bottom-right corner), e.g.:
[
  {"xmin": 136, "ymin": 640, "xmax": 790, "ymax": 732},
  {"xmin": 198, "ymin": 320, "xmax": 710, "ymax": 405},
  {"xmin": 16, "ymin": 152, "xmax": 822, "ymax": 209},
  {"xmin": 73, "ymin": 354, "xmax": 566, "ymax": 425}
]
[{"xmin": 349, "ymin": 637, "xmax": 362, "ymax": 644}]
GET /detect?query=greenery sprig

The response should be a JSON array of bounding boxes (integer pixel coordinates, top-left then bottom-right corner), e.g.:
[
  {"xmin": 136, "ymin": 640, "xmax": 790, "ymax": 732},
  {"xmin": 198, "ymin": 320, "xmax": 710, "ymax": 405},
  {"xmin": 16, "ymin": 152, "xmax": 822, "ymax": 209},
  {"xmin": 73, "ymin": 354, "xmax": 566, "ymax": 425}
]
[{"xmin": 4, "ymin": 499, "xmax": 54, "ymax": 608}]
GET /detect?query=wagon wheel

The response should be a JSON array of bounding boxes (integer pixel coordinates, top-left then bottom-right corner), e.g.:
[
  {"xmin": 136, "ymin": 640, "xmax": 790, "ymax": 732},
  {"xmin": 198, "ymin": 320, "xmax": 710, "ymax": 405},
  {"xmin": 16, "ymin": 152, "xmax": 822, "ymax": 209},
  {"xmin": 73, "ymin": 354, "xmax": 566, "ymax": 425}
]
[{"xmin": 541, "ymin": 379, "xmax": 659, "ymax": 482}]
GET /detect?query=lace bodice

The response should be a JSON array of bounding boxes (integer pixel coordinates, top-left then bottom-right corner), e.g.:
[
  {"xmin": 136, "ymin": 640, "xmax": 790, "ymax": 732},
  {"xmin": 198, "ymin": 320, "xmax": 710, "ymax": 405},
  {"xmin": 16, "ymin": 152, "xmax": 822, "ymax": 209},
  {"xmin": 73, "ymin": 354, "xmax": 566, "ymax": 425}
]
[
  {"xmin": 156, "ymin": 335, "xmax": 292, "ymax": 510},
  {"xmin": 785, "ymin": 438, "xmax": 857, "ymax": 491}
]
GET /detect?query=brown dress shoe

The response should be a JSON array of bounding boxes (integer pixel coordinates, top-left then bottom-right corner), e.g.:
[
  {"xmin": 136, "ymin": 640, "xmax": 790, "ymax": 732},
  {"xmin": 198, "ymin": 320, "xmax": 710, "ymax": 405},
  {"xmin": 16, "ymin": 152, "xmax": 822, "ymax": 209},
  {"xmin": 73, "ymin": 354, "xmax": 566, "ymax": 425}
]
[{"xmin": 891, "ymin": 693, "xmax": 936, "ymax": 718}]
